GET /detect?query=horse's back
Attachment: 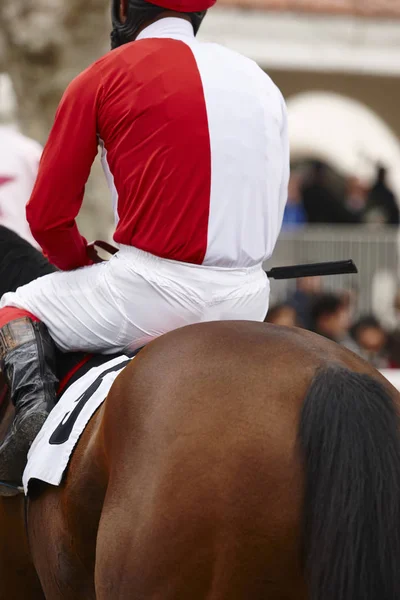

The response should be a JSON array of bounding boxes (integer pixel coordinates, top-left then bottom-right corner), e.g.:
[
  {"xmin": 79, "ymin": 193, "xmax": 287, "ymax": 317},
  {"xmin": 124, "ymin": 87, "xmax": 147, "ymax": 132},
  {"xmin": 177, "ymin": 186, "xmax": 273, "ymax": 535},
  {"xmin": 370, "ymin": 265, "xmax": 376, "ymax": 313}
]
[
  {"xmin": 96, "ymin": 321, "xmax": 350, "ymax": 599},
  {"xmin": 25, "ymin": 321, "xmax": 400, "ymax": 598}
]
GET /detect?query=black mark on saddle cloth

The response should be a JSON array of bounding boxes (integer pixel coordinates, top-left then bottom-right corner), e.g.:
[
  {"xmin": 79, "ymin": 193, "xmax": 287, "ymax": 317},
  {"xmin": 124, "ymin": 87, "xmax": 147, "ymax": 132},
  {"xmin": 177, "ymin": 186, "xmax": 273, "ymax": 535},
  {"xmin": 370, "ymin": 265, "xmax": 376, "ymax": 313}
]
[{"xmin": 49, "ymin": 359, "xmax": 131, "ymax": 446}]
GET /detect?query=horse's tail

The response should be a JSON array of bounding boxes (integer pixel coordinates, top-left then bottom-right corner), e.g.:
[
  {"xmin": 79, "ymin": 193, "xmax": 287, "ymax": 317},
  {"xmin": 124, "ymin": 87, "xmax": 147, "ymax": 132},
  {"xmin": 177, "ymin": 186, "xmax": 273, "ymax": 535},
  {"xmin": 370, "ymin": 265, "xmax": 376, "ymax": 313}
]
[{"xmin": 299, "ymin": 365, "xmax": 400, "ymax": 600}]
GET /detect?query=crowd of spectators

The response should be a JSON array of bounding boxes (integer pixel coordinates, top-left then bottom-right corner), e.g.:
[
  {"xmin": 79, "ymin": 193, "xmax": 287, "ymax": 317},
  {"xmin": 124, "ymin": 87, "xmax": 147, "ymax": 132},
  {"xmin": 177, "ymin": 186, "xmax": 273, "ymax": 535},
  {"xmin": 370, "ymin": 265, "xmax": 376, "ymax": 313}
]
[
  {"xmin": 276, "ymin": 159, "xmax": 400, "ymax": 369},
  {"xmin": 265, "ymin": 276, "xmax": 400, "ymax": 369},
  {"xmin": 282, "ymin": 160, "xmax": 399, "ymax": 229}
]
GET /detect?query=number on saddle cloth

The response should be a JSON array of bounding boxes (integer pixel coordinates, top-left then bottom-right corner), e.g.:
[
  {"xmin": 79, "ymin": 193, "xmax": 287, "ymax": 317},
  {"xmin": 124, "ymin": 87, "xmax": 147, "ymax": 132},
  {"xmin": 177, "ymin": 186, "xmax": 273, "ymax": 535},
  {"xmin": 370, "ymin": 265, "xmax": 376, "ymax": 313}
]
[{"xmin": 49, "ymin": 359, "xmax": 131, "ymax": 446}]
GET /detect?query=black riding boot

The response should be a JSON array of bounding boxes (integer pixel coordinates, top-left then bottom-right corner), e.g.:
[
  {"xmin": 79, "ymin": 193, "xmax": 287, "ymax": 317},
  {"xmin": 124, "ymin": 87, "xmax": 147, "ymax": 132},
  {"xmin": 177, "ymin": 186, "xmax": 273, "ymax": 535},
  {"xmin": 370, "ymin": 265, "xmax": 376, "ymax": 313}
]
[{"xmin": 0, "ymin": 318, "xmax": 58, "ymax": 494}]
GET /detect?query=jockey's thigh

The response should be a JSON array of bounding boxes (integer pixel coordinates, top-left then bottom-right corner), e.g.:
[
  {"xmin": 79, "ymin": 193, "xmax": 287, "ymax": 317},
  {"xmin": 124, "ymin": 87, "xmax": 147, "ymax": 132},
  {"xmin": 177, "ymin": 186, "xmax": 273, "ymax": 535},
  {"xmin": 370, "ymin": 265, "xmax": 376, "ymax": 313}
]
[
  {"xmin": 0, "ymin": 246, "xmax": 269, "ymax": 354},
  {"xmin": 0, "ymin": 261, "xmax": 127, "ymax": 353}
]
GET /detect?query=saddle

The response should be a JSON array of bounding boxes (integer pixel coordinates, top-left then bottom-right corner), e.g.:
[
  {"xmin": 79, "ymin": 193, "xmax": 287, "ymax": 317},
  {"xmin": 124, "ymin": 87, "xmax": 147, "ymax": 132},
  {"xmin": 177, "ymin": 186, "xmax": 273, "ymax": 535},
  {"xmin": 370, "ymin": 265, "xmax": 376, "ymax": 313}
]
[
  {"xmin": 59, "ymin": 346, "xmax": 143, "ymax": 400},
  {"xmin": 56, "ymin": 350, "xmax": 123, "ymax": 398}
]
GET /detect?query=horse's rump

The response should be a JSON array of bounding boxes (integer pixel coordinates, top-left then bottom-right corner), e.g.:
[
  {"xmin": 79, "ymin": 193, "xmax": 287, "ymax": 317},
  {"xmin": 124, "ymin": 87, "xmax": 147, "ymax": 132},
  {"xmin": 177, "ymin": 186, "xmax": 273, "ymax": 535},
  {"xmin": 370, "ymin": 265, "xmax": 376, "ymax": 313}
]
[
  {"xmin": 93, "ymin": 322, "xmax": 326, "ymax": 597},
  {"xmin": 18, "ymin": 320, "xmax": 400, "ymax": 600}
]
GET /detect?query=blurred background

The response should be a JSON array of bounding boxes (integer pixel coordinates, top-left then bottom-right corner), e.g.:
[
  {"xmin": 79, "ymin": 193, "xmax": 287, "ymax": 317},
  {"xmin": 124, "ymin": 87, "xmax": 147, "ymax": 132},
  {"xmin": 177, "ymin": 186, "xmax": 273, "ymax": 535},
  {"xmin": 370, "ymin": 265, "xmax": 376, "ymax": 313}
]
[{"xmin": 1, "ymin": 0, "xmax": 400, "ymax": 370}]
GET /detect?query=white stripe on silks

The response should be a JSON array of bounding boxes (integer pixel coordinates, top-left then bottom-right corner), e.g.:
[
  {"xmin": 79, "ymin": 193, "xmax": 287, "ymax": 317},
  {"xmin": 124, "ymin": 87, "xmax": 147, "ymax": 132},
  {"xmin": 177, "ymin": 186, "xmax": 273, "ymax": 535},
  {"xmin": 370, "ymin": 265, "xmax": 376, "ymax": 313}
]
[{"xmin": 189, "ymin": 42, "xmax": 288, "ymax": 268}]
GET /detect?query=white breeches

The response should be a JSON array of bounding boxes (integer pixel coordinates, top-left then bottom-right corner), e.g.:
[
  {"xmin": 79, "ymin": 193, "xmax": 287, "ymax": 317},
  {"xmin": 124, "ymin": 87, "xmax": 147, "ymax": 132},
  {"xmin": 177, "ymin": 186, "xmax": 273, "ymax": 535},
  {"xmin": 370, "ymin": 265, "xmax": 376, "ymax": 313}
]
[{"xmin": 1, "ymin": 245, "xmax": 269, "ymax": 354}]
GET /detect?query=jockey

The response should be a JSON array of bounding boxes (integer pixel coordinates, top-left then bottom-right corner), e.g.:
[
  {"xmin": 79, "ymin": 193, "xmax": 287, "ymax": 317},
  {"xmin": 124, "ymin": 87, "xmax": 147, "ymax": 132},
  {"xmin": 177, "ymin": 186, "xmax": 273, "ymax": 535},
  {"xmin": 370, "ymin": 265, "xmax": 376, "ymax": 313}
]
[
  {"xmin": 0, "ymin": 0, "xmax": 289, "ymax": 486},
  {"xmin": 0, "ymin": 124, "xmax": 42, "ymax": 248}
]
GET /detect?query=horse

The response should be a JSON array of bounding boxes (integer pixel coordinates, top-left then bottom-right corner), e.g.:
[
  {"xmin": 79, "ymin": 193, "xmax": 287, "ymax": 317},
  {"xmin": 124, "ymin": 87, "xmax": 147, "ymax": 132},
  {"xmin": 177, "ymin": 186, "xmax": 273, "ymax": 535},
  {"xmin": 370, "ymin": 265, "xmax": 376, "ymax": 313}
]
[{"xmin": 1, "ymin": 224, "xmax": 400, "ymax": 600}]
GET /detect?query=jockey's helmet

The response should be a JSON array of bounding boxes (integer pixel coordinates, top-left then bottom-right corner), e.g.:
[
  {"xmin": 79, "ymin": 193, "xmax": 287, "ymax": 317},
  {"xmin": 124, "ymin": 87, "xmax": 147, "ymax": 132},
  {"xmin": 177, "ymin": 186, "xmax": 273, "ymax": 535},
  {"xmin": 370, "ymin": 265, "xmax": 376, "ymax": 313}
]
[{"xmin": 111, "ymin": 0, "xmax": 215, "ymax": 48}]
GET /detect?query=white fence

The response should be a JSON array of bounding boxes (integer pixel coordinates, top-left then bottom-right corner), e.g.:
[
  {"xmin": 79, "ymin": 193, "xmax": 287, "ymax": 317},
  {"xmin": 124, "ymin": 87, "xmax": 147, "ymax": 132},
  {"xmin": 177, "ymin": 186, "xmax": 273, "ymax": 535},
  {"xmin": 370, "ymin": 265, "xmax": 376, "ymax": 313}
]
[{"xmin": 265, "ymin": 225, "xmax": 400, "ymax": 319}]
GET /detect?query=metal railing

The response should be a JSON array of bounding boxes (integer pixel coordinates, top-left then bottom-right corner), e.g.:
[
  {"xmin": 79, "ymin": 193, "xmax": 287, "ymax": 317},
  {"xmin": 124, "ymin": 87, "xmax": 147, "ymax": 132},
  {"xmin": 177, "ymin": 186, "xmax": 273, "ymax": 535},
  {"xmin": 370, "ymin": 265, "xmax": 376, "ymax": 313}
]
[{"xmin": 265, "ymin": 225, "xmax": 400, "ymax": 317}]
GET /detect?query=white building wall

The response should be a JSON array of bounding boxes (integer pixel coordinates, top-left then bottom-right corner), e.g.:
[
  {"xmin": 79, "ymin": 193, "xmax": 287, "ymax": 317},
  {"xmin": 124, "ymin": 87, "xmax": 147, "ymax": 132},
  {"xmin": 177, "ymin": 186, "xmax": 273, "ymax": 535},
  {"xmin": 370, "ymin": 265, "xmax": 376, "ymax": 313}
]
[{"xmin": 200, "ymin": 9, "xmax": 400, "ymax": 77}]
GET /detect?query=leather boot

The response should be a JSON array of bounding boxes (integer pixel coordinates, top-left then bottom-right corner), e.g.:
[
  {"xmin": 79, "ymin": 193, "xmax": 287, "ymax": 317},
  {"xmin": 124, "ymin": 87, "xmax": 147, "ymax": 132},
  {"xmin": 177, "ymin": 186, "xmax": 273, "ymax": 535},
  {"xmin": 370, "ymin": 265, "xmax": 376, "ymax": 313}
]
[{"xmin": 0, "ymin": 318, "xmax": 58, "ymax": 494}]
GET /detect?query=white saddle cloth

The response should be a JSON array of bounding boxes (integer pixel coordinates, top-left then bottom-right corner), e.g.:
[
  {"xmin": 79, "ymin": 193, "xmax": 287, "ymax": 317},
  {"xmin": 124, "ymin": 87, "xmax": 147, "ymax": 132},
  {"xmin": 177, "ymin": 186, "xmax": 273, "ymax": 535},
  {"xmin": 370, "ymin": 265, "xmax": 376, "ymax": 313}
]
[{"xmin": 23, "ymin": 354, "xmax": 131, "ymax": 494}]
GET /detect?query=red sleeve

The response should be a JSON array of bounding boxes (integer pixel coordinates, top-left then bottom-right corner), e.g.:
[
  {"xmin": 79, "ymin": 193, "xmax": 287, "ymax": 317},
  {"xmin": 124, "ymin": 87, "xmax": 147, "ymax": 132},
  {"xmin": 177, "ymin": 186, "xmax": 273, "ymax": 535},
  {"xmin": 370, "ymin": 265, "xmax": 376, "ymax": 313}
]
[{"xmin": 26, "ymin": 64, "xmax": 103, "ymax": 270}]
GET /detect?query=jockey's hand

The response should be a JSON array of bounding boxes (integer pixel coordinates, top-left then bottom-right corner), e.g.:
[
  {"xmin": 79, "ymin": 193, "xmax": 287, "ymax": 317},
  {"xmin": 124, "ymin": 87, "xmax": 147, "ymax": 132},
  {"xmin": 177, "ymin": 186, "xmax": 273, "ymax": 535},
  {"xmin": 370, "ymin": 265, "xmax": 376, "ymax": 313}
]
[
  {"xmin": 86, "ymin": 240, "xmax": 118, "ymax": 264},
  {"xmin": 86, "ymin": 242, "xmax": 104, "ymax": 264}
]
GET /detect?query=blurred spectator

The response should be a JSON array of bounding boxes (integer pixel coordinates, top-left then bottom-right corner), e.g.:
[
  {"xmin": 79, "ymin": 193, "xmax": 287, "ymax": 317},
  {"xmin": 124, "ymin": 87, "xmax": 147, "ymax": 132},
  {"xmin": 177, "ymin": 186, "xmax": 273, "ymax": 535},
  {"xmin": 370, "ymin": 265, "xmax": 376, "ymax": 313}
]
[
  {"xmin": 275, "ymin": 279, "xmax": 400, "ymax": 369},
  {"xmin": 311, "ymin": 293, "xmax": 357, "ymax": 349},
  {"xmin": 287, "ymin": 275, "xmax": 322, "ymax": 329},
  {"xmin": 265, "ymin": 303, "xmax": 298, "ymax": 326},
  {"xmin": 394, "ymin": 289, "xmax": 400, "ymax": 321},
  {"xmin": 0, "ymin": 124, "xmax": 42, "ymax": 247},
  {"xmin": 301, "ymin": 160, "xmax": 359, "ymax": 224},
  {"xmin": 340, "ymin": 288, "xmax": 358, "ymax": 323},
  {"xmin": 350, "ymin": 316, "xmax": 390, "ymax": 368},
  {"xmin": 364, "ymin": 165, "xmax": 399, "ymax": 226},
  {"xmin": 344, "ymin": 176, "xmax": 367, "ymax": 221},
  {"xmin": 282, "ymin": 173, "xmax": 307, "ymax": 230},
  {"xmin": 385, "ymin": 291, "xmax": 400, "ymax": 367},
  {"xmin": 387, "ymin": 332, "xmax": 400, "ymax": 368}
]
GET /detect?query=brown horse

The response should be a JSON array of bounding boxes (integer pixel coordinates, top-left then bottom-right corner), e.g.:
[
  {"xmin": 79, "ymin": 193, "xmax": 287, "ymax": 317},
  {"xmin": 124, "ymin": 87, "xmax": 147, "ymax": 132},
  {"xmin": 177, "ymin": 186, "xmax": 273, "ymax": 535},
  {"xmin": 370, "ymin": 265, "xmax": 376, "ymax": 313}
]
[{"xmin": 1, "ymin": 228, "xmax": 400, "ymax": 599}]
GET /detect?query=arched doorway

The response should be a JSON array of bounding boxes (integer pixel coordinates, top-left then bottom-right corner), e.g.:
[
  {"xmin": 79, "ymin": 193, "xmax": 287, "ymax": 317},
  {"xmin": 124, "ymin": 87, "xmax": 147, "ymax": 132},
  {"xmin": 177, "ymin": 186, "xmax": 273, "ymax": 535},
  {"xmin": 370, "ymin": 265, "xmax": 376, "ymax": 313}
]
[
  {"xmin": 286, "ymin": 91, "xmax": 400, "ymax": 200},
  {"xmin": 269, "ymin": 92, "xmax": 400, "ymax": 318}
]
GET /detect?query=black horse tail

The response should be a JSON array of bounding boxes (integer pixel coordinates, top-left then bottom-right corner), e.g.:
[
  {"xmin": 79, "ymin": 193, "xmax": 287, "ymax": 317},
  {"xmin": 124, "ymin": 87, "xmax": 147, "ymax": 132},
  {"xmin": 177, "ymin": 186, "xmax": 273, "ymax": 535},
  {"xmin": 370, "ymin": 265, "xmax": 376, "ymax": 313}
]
[{"xmin": 299, "ymin": 365, "xmax": 400, "ymax": 600}]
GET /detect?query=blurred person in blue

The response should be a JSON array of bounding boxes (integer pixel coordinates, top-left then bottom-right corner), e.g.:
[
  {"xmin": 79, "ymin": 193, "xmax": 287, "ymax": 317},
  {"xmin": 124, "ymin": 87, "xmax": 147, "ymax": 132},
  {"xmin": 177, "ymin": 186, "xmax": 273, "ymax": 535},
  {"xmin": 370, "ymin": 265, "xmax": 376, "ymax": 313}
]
[
  {"xmin": 281, "ymin": 173, "xmax": 307, "ymax": 230},
  {"xmin": 287, "ymin": 275, "xmax": 322, "ymax": 330}
]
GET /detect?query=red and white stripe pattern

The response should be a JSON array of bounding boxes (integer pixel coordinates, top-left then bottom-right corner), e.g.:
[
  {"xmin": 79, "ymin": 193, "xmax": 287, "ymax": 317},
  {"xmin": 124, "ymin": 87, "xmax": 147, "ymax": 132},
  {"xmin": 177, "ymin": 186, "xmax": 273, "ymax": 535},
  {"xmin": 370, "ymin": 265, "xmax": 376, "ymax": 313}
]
[{"xmin": 27, "ymin": 18, "xmax": 289, "ymax": 271}]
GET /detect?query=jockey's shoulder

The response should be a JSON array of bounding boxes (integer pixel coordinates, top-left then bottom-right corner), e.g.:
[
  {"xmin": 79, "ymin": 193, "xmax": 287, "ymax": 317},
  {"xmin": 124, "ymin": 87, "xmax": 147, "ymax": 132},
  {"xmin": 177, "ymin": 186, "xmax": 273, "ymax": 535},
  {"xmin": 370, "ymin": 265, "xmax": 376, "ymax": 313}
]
[
  {"xmin": 88, "ymin": 38, "xmax": 170, "ymax": 71},
  {"xmin": 66, "ymin": 43, "xmax": 141, "ymax": 89},
  {"xmin": 196, "ymin": 40, "xmax": 286, "ymax": 101},
  {"xmin": 67, "ymin": 38, "xmax": 285, "ymax": 111}
]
